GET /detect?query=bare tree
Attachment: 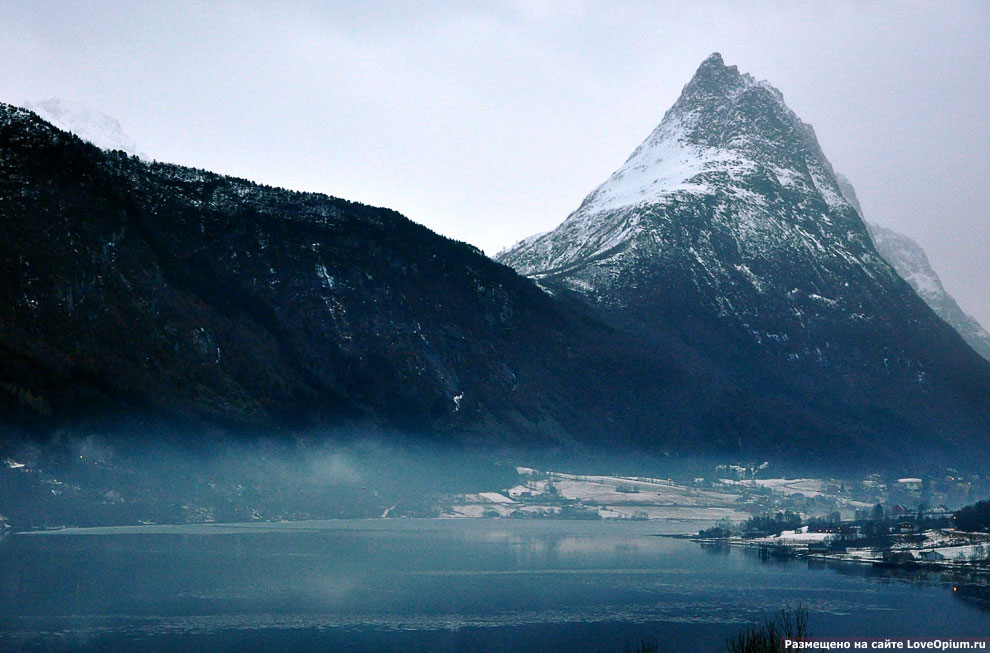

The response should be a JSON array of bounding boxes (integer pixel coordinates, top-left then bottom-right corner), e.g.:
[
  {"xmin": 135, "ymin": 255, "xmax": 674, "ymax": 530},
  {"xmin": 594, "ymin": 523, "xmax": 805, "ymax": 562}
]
[{"xmin": 727, "ymin": 604, "xmax": 810, "ymax": 653}]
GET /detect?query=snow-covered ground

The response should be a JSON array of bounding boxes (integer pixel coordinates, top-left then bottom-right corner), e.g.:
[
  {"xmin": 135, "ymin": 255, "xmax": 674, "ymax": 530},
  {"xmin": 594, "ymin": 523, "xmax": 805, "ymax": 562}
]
[
  {"xmin": 720, "ymin": 477, "xmax": 826, "ymax": 497},
  {"xmin": 440, "ymin": 468, "xmax": 748, "ymax": 522},
  {"xmin": 777, "ymin": 527, "xmax": 832, "ymax": 543},
  {"xmin": 551, "ymin": 474, "xmax": 738, "ymax": 506},
  {"xmin": 727, "ymin": 528, "xmax": 990, "ymax": 569},
  {"xmin": 477, "ymin": 492, "xmax": 515, "ymax": 504},
  {"xmin": 599, "ymin": 506, "xmax": 749, "ymax": 521}
]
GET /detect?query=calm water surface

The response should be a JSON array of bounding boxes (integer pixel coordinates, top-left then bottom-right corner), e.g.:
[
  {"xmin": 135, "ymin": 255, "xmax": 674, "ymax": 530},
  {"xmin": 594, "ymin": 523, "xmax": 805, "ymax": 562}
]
[{"xmin": 1, "ymin": 519, "xmax": 988, "ymax": 651}]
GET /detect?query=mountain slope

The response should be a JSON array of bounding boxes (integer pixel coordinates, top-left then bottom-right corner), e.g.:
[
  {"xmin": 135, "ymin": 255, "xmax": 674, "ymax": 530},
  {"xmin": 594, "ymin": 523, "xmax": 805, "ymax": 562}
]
[
  {"xmin": 834, "ymin": 173, "xmax": 990, "ymax": 362},
  {"xmin": 498, "ymin": 53, "xmax": 990, "ymax": 463},
  {"xmin": 868, "ymin": 223, "xmax": 990, "ymax": 362},
  {"xmin": 2, "ymin": 102, "xmax": 643, "ymax": 443}
]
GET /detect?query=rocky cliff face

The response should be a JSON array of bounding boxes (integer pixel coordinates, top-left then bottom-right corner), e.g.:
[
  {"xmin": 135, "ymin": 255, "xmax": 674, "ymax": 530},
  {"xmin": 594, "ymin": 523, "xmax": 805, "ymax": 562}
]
[{"xmin": 499, "ymin": 54, "xmax": 990, "ymax": 463}]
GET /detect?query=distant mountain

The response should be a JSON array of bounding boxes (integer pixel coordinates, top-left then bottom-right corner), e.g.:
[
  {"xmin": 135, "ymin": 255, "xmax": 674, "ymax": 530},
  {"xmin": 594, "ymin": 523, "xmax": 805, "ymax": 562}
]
[
  {"xmin": 23, "ymin": 98, "xmax": 143, "ymax": 157},
  {"xmin": 833, "ymin": 173, "xmax": 865, "ymax": 218},
  {"xmin": 833, "ymin": 173, "xmax": 990, "ymax": 363},
  {"xmin": 868, "ymin": 223, "xmax": 990, "ymax": 362},
  {"xmin": 499, "ymin": 53, "xmax": 990, "ymax": 464}
]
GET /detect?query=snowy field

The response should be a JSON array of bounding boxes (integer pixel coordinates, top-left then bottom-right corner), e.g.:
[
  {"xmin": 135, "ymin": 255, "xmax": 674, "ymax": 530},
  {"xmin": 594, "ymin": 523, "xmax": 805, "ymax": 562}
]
[
  {"xmin": 441, "ymin": 468, "xmax": 749, "ymax": 522},
  {"xmin": 719, "ymin": 477, "xmax": 827, "ymax": 497}
]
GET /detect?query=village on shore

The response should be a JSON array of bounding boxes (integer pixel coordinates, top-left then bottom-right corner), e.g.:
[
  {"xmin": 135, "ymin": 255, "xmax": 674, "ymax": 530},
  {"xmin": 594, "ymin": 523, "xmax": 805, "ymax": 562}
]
[
  {"xmin": 435, "ymin": 463, "xmax": 990, "ymax": 569},
  {"xmin": 695, "ymin": 512, "xmax": 990, "ymax": 571}
]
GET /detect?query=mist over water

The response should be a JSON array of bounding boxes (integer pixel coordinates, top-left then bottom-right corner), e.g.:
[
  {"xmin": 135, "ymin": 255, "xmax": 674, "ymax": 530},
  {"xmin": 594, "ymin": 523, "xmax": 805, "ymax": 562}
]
[
  {"xmin": 1, "ymin": 434, "xmax": 518, "ymax": 527},
  {"xmin": 3, "ymin": 430, "xmax": 990, "ymax": 651},
  {"xmin": 1, "ymin": 429, "xmax": 983, "ymax": 532}
]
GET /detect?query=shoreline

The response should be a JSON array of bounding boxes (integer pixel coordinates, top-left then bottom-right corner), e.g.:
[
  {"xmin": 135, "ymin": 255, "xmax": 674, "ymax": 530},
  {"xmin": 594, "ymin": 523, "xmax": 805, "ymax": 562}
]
[{"xmin": 690, "ymin": 534, "xmax": 990, "ymax": 576}]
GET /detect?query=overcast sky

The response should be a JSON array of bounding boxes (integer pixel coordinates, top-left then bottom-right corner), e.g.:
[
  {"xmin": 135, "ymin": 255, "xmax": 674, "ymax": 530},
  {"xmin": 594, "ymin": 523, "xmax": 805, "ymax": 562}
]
[{"xmin": 2, "ymin": 1, "xmax": 988, "ymax": 327}]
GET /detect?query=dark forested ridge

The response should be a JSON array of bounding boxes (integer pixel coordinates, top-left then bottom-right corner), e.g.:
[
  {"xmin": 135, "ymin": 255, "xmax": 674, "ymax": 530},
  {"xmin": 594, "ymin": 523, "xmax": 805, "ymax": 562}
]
[
  {"xmin": 2, "ymin": 98, "xmax": 989, "ymax": 469},
  {"xmin": 0, "ymin": 102, "xmax": 615, "ymax": 444}
]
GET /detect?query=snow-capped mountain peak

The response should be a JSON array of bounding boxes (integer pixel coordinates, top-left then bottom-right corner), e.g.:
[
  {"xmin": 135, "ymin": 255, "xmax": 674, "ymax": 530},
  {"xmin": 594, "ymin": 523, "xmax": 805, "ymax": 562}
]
[
  {"xmin": 499, "ymin": 53, "xmax": 869, "ymax": 284},
  {"xmin": 494, "ymin": 51, "xmax": 990, "ymax": 432},
  {"xmin": 578, "ymin": 53, "xmax": 844, "ymax": 216}
]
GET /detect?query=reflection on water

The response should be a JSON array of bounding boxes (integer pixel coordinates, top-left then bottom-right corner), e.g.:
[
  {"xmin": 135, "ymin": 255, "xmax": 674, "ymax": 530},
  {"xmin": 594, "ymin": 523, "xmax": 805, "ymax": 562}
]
[
  {"xmin": 954, "ymin": 584, "xmax": 990, "ymax": 616},
  {"xmin": 1, "ymin": 519, "xmax": 988, "ymax": 652},
  {"xmin": 698, "ymin": 541, "xmax": 731, "ymax": 556}
]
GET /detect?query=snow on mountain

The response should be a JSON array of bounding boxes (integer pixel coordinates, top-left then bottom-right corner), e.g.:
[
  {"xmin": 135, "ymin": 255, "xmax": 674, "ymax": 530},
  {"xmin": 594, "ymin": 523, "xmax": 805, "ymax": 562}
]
[
  {"xmin": 23, "ymin": 98, "xmax": 143, "ymax": 157},
  {"xmin": 835, "ymin": 172, "xmax": 990, "ymax": 362},
  {"xmin": 579, "ymin": 111, "xmax": 759, "ymax": 216},
  {"xmin": 3, "ymin": 75, "xmax": 990, "ymax": 466},
  {"xmin": 833, "ymin": 173, "xmax": 865, "ymax": 218},
  {"xmin": 498, "ymin": 52, "xmax": 892, "ymax": 318},
  {"xmin": 495, "ymin": 53, "xmax": 990, "ymax": 461},
  {"xmin": 868, "ymin": 222, "xmax": 990, "ymax": 361}
]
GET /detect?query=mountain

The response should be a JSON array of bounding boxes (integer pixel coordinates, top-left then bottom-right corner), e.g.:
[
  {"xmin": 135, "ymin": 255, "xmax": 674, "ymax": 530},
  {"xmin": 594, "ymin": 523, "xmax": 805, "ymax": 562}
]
[
  {"xmin": 868, "ymin": 223, "xmax": 990, "ymax": 362},
  {"xmin": 833, "ymin": 173, "xmax": 990, "ymax": 362},
  {"xmin": 3, "ymin": 69, "xmax": 989, "ymax": 470},
  {"xmin": 2, "ymin": 102, "xmax": 651, "ymax": 444},
  {"xmin": 23, "ymin": 98, "xmax": 143, "ymax": 157},
  {"xmin": 499, "ymin": 53, "xmax": 990, "ymax": 464}
]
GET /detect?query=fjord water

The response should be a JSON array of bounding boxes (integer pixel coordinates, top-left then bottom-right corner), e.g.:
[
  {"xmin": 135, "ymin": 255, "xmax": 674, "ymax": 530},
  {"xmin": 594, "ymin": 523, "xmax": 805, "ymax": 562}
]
[{"xmin": 1, "ymin": 520, "xmax": 987, "ymax": 651}]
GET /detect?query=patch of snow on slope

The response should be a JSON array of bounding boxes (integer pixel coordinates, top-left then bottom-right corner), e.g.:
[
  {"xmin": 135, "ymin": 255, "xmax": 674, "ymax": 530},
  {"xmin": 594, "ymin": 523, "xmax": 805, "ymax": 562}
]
[
  {"xmin": 478, "ymin": 492, "xmax": 515, "ymax": 504},
  {"xmin": 806, "ymin": 164, "xmax": 846, "ymax": 210},
  {"xmin": 734, "ymin": 264, "xmax": 766, "ymax": 292},
  {"xmin": 580, "ymin": 115, "xmax": 756, "ymax": 215},
  {"xmin": 904, "ymin": 269, "xmax": 941, "ymax": 302},
  {"xmin": 778, "ymin": 529, "xmax": 832, "ymax": 543},
  {"xmin": 722, "ymin": 478, "xmax": 825, "ymax": 497},
  {"xmin": 771, "ymin": 165, "xmax": 801, "ymax": 188},
  {"xmin": 498, "ymin": 231, "xmax": 548, "ymax": 258}
]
